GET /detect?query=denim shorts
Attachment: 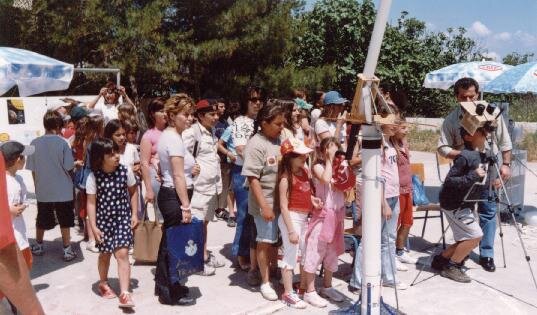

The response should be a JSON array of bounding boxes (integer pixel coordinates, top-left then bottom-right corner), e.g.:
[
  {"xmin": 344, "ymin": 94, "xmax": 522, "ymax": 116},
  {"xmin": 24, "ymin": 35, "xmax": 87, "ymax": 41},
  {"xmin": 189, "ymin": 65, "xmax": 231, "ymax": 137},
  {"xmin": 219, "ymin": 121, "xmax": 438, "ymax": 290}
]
[{"xmin": 252, "ymin": 213, "xmax": 279, "ymax": 244}]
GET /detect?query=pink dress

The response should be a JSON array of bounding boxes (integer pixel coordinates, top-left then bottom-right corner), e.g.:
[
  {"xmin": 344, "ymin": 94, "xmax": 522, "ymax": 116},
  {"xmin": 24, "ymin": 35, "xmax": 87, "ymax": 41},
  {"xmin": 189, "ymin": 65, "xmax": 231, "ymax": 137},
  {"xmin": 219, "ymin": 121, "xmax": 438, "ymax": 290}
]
[{"xmin": 141, "ymin": 128, "xmax": 162, "ymax": 171}]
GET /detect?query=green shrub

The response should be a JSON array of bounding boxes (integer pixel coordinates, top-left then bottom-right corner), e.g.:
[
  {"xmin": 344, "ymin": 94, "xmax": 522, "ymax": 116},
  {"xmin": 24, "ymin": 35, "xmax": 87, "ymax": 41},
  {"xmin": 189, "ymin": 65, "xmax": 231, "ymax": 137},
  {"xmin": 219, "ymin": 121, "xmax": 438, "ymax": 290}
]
[{"xmin": 407, "ymin": 127, "xmax": 440, "ymax": 153}]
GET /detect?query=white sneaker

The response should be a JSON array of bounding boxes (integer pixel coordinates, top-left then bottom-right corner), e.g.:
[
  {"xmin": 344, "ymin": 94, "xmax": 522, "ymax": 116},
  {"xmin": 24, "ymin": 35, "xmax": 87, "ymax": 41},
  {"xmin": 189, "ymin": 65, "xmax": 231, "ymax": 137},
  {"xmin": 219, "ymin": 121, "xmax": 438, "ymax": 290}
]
[
  {"xmin": 282, "ymin": 291, "xmax": 307, "ymax": 309},
  {"xmin": 86, "ymin": 241, "xmax": 99, "ymax": 253},
  {"xmin": 320, "ymin": 286, "xmax": 344, "ymax": 302},
  {"xmin": 383, "ymin": 281, "xmax": 408, "ymax": 290},
  {"xmin": 396, "ymin": 259, "xmax": 408, "ymax": 272},
  {"xmin": 303, "ymin": 291, "xmax": 328, "ymax": 308},
  {"xmin": 397, "ymin": 251, "xmax": 418, "ymax": 264},
  {"xmin": 197, "ymin": 264, "xmax": 216, "ymax": 276},
  {"xmin": 260, "ymin": 283, "xmax": 278, "ymax": 301}
]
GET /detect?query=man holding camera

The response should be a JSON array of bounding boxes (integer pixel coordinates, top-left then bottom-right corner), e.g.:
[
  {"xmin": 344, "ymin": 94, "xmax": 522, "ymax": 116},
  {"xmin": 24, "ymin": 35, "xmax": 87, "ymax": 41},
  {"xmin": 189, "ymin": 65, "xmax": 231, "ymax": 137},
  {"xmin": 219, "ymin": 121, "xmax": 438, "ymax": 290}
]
[{"xmin": 437, "ymin": 77, "xmax": 512, "ymax": 272}]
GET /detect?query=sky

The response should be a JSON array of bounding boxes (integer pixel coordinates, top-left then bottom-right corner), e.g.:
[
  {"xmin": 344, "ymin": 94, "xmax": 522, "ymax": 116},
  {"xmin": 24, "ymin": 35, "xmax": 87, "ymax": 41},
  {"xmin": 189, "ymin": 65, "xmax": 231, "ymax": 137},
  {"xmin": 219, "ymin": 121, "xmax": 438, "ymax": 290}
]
[{"xmin": 305, "ymin": 0, "xmax": 537, "ymax": 61}]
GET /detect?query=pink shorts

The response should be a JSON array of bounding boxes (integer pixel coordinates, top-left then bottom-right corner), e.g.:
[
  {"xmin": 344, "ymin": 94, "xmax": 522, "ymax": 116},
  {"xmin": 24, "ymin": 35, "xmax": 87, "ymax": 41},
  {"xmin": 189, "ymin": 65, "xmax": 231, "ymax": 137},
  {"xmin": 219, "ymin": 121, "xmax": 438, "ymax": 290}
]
[{"xmin": 302, "ymin": 222, "xmax": 339, "ymax": 273}]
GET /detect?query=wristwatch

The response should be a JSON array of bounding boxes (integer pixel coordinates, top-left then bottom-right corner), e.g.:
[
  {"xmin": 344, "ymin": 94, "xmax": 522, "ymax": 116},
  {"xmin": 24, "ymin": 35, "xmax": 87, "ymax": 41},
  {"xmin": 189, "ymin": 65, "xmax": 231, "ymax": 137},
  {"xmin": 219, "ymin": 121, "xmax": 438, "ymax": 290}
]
[{"xmin": 502, "ymin": 162, "xmax": 511, "ymax": 167}]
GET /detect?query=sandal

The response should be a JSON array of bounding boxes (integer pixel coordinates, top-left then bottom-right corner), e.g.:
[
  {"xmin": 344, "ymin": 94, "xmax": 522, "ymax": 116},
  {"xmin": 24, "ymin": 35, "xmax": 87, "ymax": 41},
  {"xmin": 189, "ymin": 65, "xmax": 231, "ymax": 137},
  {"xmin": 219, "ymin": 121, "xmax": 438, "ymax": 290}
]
[
  {"xmin": 98, "ymin": 282, "xmax": 117, "ymax": 299},
  {"xmin": 118, "ymin": 292, "xmax": 135, "ymax": 308}
]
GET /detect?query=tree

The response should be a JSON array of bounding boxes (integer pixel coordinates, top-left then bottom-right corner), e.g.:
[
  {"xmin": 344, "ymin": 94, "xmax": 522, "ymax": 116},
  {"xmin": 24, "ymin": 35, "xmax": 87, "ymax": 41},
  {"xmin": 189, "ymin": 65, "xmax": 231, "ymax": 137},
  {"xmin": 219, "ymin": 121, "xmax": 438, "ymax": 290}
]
[{"xmin": 503, "ymin": 52, "xmax": 535, "ymax": 66}]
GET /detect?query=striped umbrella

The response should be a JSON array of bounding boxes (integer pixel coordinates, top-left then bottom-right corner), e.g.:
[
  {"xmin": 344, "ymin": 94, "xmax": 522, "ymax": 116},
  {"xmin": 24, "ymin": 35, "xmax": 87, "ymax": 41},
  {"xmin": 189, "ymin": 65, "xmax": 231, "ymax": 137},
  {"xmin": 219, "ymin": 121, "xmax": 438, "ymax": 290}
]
[
  {"xmin": 423, "ymin": 61, "xmax": 513, "ymax": 90},
  {"xmin": 484, "ymin": 61, "xmax": 537, "ymax": 94},
  {"xmin": 0, "ymin": 47, "xmax": 74, "ymax": 97}
]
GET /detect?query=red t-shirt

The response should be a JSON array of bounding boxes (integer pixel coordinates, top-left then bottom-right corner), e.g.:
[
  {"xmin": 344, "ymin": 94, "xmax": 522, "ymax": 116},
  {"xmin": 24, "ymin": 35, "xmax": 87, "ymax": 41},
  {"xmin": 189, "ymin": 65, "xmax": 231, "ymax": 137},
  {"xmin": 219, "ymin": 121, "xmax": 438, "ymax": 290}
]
[
  {"xmin": 0, "ymin": 153, "xmax": 16, "ymax": 249},
  {"xmin": 287, "ymin": 167, "xmax": 313, "ymax": 213}
]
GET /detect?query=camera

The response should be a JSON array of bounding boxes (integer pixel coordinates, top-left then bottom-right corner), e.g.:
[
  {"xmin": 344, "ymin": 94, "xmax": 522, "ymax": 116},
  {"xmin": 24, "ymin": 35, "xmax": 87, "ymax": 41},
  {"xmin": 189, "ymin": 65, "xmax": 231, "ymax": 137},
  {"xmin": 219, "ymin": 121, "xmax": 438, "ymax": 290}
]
[{"xmin": 460, "ymin": 101, "xmax": 499, "ymax": 136}]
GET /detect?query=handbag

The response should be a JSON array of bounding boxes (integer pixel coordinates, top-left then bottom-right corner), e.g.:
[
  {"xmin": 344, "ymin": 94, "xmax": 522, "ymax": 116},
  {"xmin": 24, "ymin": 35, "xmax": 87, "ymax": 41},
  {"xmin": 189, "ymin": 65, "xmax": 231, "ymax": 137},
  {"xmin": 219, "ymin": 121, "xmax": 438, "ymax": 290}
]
[
  {"xmin": 166, "ymin": 218, "xmax": 204, "ymax": 283},
  {"xmin": 133, "ymin": 202, "xmax": 162, "ymax": 263},
  {"xmin": 412, "ymin": 174, "xmax": 430, "ymax": 206}
]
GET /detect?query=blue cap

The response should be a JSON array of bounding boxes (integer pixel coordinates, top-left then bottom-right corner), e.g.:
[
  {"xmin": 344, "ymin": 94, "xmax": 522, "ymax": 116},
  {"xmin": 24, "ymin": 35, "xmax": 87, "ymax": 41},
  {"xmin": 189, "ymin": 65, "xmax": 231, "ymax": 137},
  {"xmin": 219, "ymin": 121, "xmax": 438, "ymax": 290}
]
[
  {"xmin": 294, "ymin": 98, "xmax": 313, "ymax": 110},
  {"xmin": 323, "ymin": 91, "xmax": 347, "ymax": 105}
]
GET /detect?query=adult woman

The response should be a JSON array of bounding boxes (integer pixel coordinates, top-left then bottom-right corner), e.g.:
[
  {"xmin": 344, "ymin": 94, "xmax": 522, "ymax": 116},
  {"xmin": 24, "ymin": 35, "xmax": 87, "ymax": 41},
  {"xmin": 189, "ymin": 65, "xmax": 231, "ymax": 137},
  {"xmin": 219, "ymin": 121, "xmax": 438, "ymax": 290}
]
[
  {"xmin": 154, "ymin": 94, "xmax": 195, "ymax": 305},
  {"xmin": 140, "ymin": 97, "xmax": 167, "ymax": 221}
]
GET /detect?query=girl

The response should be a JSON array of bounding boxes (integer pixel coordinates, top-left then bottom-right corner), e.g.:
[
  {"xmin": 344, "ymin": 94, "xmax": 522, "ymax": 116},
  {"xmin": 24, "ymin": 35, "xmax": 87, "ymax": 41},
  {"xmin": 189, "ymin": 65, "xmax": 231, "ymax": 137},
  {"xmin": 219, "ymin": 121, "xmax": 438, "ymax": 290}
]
[
  {"xmin": 350, "ymin": 110, "xmax": 407, "ymax": 291},
  {"xmin": 281, "ymin": 99, "xmax": 299, "ymax": 141},
  {"xmin": 86, "ymin": 138, "xmax": 139, "ymax": 308},
  {"xmin": 154, "ymin": 93, "xmax": 196, "ymax": 306},
  {"xmin": 302, "ymin": 137, "xmax": 346, "ymax": 307},
  {"xmin": 242, "ymin": 100, "xmax": 285, "ymax": 301},
  {"xmin": 277, "ymin": 138, "xmax": 319, "ymax": 309}
]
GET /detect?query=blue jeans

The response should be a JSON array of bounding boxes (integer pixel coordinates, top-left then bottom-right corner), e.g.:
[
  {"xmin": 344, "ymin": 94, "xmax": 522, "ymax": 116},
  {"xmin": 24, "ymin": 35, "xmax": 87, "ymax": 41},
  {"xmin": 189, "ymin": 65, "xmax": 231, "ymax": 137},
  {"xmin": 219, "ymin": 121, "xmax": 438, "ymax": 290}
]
[
  {"xmin": 351, "ymin": 196, "xmax": 400, "ymax": 288},
  {"xmin": 231, "ymin": 165, "xmax": 252, "ymax": 257},
  {"xmin": 478, "ymin": 190, "xmax": 497, "ymax": 258}
]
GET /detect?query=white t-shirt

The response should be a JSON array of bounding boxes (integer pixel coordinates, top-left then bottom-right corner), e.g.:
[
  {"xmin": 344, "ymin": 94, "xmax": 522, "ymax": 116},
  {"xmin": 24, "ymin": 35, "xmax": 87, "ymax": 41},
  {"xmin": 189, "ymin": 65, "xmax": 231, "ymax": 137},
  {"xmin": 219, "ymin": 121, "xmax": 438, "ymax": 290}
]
[
  {"xmin": 85, "ymin": 167, "xmax": 137, "ymax": 194},
  {"xmin": 6, "ymin": 173, "xmax": 29, "ymax": 250},
  {"xmin": 184, "ymin": 148, "xmax": 195, "ymax": 189},
  {"xmin": 157, "ymin": 128, "xmax": 186, "ymax": 188},
  {"xmin": 120, "ymin": 143, "xmax": 140, "ymax": 172},
  {"xmin": 310, "ymin": 108, "xmax": 322, "ymax": 127},
  {"xmin": 231, "ymin": 115, "xmax": 255, "ymax": 166},
  {"xmin": 26, "ymin": 134, "xmax": 74, "ymax": 202},
  {"xmin": 94, "ymin": 103, "xmax": 118, "ymax": 123},
  {"xmin": 314, "ymin": 118, "xmax": 346, "ymax": 146}
]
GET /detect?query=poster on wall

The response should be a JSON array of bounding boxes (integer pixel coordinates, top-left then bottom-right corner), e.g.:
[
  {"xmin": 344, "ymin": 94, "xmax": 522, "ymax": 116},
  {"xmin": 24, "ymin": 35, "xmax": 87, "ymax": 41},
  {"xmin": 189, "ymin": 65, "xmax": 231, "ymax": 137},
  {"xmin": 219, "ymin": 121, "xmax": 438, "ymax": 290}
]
[{"xmin": 7, "ymin": 99, "xmax": 25, "ymax": 124}]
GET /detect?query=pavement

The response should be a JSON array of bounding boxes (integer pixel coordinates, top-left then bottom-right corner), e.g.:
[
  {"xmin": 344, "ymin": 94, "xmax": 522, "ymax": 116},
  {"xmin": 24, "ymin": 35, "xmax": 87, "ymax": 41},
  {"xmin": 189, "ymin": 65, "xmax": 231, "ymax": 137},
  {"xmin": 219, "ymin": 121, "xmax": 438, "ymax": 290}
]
[{"xmin": 2, "ymin": 151, "xmax": 537, "ymax": 315}]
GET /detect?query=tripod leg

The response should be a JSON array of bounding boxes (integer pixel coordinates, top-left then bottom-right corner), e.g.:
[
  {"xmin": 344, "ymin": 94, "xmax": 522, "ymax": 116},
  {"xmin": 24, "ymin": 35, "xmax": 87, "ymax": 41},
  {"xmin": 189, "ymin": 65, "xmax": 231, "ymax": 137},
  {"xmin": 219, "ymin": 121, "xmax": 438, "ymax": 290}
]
[{"xmin": 496, "ymin": 207, "xmax": 507, "ymax": 268}]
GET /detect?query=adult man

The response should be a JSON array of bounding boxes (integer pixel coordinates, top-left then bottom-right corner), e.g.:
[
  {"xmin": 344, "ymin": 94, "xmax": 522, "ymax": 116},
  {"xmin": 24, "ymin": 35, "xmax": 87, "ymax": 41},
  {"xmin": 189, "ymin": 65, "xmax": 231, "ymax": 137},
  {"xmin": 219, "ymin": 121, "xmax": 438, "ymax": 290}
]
[{"xmin": 437, "ymin": 77, "xmax": 512, "ymax": 272}]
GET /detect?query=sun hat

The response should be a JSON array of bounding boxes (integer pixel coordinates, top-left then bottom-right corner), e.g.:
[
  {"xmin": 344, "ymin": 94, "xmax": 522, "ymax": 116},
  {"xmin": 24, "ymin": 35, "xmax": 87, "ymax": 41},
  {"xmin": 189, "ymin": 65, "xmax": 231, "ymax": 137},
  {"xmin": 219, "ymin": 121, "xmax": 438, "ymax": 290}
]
[
  {"xmin": 294, "ymin": 98, "xmax": 313, "ymax": 110},
  {"xmin": 323, "ymin": 91, "xmax": 347, "ymax": 106},
  {"xmin": 280, "ymin": 138, "xmax": 313, "ymax": 156}
]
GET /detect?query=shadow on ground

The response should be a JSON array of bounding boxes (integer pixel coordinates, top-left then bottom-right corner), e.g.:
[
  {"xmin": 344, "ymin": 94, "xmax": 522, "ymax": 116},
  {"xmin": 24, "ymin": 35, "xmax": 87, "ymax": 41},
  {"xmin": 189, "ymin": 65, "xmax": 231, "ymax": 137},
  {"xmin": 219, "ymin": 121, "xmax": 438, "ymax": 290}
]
[{"xmin": 29, "ymin": 238, "xmax": 84, "ymax": 279}]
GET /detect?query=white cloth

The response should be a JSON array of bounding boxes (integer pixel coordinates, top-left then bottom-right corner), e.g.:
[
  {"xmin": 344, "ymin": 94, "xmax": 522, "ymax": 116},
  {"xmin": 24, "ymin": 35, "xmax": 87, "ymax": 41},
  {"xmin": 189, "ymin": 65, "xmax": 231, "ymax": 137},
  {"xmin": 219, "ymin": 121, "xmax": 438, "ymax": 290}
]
[
  {"xmin": 184, "ymin": 148, "xmax": 195, "ymax": 189},
  {"xmin": 26, "ymin": 134, "xmax": 74, "ymax": 202},
  {"xmin": 93, "ymin": 103, "xmax": 118, "ymax": 123},
  {"xmin": 85, "ymin": 167, "xmax": 137, "ymax": 194},
  {"xmin": 314, "ymin": 118, "xmax": 346, "ymax": 146},
  {"xmin": 278, "ymin": 211, "xmax": 308, "ymax": 270},
  {"xmin": 6, "ymin": 173, "xmax": 29, "ymax": 250},
  {"xmin": 182, "ymin": 123, "xmax": 222, "ymax": 195},
  {"xmin": 157, "ymin": 128, "xmax": 186, "ymax": 188},
  {"xmin": 120, "ymin": 143, "xmax": 140, "ymax": 172},
  {"xmin": 231, "ymin": 115, "xmax": 255, "ymax": 166},
  {"xmin": 310, "ymin": 108, "xmax": 322, "ymax": 127}
]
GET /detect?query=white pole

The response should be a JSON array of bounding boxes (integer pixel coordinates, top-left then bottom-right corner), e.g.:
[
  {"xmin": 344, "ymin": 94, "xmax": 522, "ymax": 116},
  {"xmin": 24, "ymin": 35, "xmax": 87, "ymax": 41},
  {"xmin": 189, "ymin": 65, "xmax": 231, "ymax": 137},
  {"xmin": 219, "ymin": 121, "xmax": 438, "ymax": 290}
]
[{"xmin": 359, "ymin": 1, "xmax": 392, "ymax": 314}]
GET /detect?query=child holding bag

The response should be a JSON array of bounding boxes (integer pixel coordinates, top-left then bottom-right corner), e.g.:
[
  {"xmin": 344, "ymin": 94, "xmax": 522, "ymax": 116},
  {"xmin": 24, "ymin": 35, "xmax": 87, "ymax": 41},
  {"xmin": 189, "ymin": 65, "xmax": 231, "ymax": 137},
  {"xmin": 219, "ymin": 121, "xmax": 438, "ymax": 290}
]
[
  {"xmin": 86, "ymin": 138, "xmax": 139, "ymax": 308},
  {"xmin": 302, "ymin": 137, "xmax": 346, "ymax": 307}
]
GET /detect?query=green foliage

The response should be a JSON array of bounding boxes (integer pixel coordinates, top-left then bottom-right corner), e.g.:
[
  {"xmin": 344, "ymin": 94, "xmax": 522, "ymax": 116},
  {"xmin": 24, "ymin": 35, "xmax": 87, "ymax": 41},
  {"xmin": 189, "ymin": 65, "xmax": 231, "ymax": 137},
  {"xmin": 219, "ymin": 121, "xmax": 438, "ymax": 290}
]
[{"xmin": 502, "ymin": 52, "xmax": 535, "ymax": 66}]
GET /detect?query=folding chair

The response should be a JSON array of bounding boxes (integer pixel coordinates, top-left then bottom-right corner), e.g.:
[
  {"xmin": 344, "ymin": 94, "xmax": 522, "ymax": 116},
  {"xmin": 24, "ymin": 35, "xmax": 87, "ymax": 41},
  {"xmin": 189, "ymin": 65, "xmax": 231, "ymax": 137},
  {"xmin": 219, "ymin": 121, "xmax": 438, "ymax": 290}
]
[{"xmin": 411, "ymin": 162, "xmax": 446, "ymax": 249}]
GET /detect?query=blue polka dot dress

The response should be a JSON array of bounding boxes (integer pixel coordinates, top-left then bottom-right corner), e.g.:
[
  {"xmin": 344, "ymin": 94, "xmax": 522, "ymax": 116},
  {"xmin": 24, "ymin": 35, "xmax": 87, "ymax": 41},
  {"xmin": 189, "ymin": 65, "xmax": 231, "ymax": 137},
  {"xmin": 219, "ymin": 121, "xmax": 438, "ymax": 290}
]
[{"xmin": 95, "ymin": 165, "xmax": 133, "ymax": 253}]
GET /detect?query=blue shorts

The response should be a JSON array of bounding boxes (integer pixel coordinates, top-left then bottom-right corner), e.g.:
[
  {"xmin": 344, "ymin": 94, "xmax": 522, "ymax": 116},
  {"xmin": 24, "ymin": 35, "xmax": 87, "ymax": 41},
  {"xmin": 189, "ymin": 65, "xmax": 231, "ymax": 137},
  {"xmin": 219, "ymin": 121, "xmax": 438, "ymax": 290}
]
[{"xmin": 253, "ymin": 214, "xmax": 279, "ymax": 244}]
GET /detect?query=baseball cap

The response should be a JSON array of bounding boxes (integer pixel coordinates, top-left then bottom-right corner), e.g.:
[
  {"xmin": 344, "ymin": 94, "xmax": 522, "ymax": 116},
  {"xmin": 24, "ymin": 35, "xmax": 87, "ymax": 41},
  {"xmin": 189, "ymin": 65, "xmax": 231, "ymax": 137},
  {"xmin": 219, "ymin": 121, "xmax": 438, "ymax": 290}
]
[
  {"xmin": 280, "ymin": 138, "xmax": 313, "ymax": 156},
  {"xmin": 0, "ymin": 141, "xmax": 34, "ymax": 162},
  {"xmin": 295, "ymin": 98, "xmax": 313, "ymax": 110},
  {"xmin": 323, "ymin": 91, "xmax": 347, "ymax": 106},
  {"xmin": 70, "ymin": 106, "xmax": 89, "ymax": 121}
]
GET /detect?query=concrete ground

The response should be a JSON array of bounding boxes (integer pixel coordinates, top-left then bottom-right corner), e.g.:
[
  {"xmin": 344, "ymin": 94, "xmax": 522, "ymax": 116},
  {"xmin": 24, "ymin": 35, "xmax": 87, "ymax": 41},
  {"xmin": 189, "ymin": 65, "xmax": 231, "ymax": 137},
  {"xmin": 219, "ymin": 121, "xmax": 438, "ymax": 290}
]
[{"xmin": 2, "ymin": 151, "xmax": 537, "ymax": 315}]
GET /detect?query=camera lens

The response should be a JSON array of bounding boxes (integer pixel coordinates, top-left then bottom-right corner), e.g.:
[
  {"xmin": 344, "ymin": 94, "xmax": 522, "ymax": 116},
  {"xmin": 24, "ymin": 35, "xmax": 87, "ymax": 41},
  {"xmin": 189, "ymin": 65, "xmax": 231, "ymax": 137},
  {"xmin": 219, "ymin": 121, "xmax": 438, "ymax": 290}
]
[{"xmin": 475, "ymin": 103, "xmax": 485, "ymax": 116}]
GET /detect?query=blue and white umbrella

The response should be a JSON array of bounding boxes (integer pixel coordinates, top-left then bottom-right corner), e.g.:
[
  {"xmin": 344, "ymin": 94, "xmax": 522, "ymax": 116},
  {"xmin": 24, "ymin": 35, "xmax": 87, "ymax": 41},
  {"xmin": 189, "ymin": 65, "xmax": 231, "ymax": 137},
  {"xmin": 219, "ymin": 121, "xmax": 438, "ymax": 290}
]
[
  {"xmin": 423, "ymin": 61, "xmax": 513, "ymax": 90},
  {"xmin": 0, "ymin": 47, "xmax": 74, "ymax": 97},
  {"xmin": 484, "ymin": 61, "xmax": 537, "ymax": 94}
]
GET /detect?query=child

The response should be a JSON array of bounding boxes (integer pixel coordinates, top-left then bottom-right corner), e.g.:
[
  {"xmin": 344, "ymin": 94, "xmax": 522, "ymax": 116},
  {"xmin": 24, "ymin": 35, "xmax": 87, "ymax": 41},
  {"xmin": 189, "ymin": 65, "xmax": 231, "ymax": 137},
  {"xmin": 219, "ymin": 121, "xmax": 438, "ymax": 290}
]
[
  {"xmin": 26, "ymin": 110, "xmax": 76, "ymax": 261},
  {"xmin": 0, "ymin": 141, "xmax": 34, "ymax": 314},
  {"xmin": 302, "ymin": 137, "xmax": 346, "ymax": 307},
  {"xmin": 350, "ymin": 119, "xmax": 408, "ymax": 291},
  {"xmin": 242, "ymin": 101, "xmax": 285, "ymax": 301},
  {"xmin": 432, "ymin": 127, "xmax": 487, "ymax": 283},
  {"xmin": 393, "ymin": 119, "xmax": 418, "ymax": 270},
  {"xmin": 277, "ymin": 138, "xmax": 320, "ymax": 309},
  {"xmin": 86, "ymin": 138, "xmax": 139, "ymax": 308}
]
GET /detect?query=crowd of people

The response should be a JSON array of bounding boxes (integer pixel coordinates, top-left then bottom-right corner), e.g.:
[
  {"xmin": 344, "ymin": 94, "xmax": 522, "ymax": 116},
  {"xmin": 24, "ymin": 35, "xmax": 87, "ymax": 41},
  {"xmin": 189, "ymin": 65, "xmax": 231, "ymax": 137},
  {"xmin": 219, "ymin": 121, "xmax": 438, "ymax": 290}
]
[{"xmin": 0, "ymin": 77, "xmax": 512, "ymax": 311}]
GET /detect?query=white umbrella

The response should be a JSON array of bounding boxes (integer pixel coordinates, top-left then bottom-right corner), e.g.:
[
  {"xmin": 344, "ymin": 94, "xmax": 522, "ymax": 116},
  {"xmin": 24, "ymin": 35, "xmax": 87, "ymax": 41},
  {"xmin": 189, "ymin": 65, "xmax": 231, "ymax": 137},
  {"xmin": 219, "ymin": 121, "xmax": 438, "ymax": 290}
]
[
  {"xmin": 484, "ymin": 61, "xmax": 537, "ymax": 94},
  {"xmin": 0, "ymin": 47, "xmax": 74, "ymax": 97},
  {"xmin": 423, "ymin": 61, "xmax": 513, "ymax": 90}
]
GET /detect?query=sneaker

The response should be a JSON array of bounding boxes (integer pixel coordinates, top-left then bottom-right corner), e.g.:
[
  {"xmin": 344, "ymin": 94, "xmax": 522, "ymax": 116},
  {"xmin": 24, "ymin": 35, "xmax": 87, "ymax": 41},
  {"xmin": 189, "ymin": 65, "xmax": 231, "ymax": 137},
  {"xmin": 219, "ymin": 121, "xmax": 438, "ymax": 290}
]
[
  {"xmin": 431, "ymin": 254, "xmax": 449, "ymax": 271},
  {"xmin": 118, "ymin": 292, "xmax": 135, "ymax": 308},
  {"xmin": 205, "ymin": 253, "xmax": 225, "ymax": 268},
  {"xmin": 320, "ymin": 286, "xmax": 344, "ymax": 302},
  {"xmin": 86, "ymin": 240, "xmax": 99, "ymax": 253},
  {"xmin": 397, "ymin": 251, "xmax": 418, "ymax": 264},
  {"xmin": 382, "ymin": 281, "xmax": 408, "ymax": 290},
  {"xmin": 227, "ymin": 217, "xmax": 237, "ymax": 227},
  {"xmin": 441, "ymin": 264, "xmax": 471, "ymax": 283},
  {"xmin": 303, "ymin": 291, "xmax": 328, "ymax": 308},
  {"xmin": 63, "ymin": 245, "xmax": 77, "ymax": 262},
  {"xmin": 198, "ymin": 264, "xmax": 216, "ymax": 276},
  {"xmin": 260, "ymin": 283, "xmax": 278, "ymax": 301},
  {"xmin": 282, "ymin": 291, "xmax": 307, "ymax": 309},
  {"xmin": 30, "ymin": 242, "xmax": 44, "ymax": 256},
  {"xmin": 247, "ymin": 269, "xmax": 261, "ymax": 286},
  {"xmin": 396, "ymin": 259, "xmax": 408, "ymax": 272}
]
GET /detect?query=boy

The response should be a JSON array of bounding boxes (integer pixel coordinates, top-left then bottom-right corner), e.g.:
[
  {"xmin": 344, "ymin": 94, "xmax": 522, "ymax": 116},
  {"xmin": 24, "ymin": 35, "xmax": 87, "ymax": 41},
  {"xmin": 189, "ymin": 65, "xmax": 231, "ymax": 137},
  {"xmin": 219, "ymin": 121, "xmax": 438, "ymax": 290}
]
[
  {"xmin": 433, "ymin": 126, "xmax": 491, "ymax": 283},
  {"xmin": 0, "ymin": 141, "xmax": 35, "ymax": 313},
  {"xmin": 26, "ymin": 110, "xmax": 77, "ymax": 261}
]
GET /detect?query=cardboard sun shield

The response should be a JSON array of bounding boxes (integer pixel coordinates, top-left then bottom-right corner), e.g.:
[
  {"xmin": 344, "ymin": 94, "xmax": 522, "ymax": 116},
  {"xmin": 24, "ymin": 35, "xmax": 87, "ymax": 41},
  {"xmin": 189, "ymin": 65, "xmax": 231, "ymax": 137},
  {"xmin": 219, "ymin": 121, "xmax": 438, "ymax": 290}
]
[{"xmin": 460, "ymin": 101, "xmax": 498, "ymax": 136}]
